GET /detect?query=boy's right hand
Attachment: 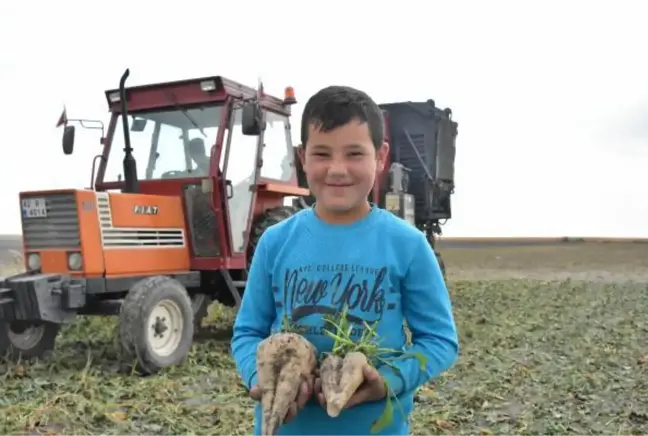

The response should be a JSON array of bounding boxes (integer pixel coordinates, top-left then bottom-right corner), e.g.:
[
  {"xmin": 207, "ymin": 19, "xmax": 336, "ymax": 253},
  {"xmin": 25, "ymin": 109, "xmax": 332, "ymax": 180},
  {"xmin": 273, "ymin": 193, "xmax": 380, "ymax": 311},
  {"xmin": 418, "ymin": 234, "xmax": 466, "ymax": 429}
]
[
  {"xmin": 313, "ymin": 365, "xmax": 386, "ymax": 410},
  {"xmin": 249, "ymin": 380, "xmax": 313, "ymax": 424}
]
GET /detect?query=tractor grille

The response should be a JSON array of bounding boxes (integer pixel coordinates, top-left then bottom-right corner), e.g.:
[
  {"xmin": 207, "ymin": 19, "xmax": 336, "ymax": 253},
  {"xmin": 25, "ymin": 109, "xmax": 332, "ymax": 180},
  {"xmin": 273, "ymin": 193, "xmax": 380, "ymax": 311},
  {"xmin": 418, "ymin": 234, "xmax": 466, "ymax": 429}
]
[{"xmin": 21, "ymin": 193, "xmax": 80, "ymax": 250}]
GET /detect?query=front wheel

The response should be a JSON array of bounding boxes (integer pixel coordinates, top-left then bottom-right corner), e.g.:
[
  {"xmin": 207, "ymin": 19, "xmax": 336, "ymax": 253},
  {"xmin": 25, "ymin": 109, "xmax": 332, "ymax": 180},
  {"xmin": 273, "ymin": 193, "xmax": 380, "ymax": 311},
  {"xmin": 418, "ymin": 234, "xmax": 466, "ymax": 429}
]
[
  {"xmin": 118, "ymin": 276, "xmax": 195, "ymax": 375},
  {"xmin": 0, "ymin": 321, "xmax": 60, "ymax": 360}
]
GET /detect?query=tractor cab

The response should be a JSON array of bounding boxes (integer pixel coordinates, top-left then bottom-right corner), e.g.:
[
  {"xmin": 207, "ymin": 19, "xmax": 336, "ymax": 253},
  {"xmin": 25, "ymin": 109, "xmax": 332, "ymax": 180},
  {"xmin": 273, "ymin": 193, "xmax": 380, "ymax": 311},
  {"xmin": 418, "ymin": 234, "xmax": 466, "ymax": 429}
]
[{"xmin": 62, "ymin": 73, "xmax": 307, "ymax": 270}]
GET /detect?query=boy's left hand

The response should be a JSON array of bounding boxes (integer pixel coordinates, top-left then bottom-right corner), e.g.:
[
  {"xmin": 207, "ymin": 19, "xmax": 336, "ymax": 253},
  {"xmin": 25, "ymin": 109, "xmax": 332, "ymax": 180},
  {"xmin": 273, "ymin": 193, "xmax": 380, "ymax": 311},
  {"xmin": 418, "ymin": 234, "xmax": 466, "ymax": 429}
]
[
  {"xmin": 249, "ymin": 378, "xmax": 313, "ymax": 424},
  {"xmin": 314, "ymin": 365, "xmax": 387, "ymax": 410}
]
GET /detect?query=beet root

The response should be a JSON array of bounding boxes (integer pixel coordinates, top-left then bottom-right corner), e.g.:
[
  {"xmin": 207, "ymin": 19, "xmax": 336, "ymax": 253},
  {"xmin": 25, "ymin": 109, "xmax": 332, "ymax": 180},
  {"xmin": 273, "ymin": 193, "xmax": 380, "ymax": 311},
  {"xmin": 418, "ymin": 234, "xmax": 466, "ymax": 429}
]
[
  {"xmin": 319, "ymin": 351, "xmax": 369, "ymax": 417},
  {"xmin": 256, "ymin": 332, "xmax": 318, "ymax": 435}
]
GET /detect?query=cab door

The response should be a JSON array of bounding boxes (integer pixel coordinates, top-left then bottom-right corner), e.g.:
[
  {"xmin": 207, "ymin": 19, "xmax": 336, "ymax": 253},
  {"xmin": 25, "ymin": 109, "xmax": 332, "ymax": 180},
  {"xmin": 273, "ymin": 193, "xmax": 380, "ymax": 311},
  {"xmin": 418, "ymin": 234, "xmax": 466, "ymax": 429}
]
[{"xmin": 222, "ymin": 106, "xmax": 262, "ymax": 257}]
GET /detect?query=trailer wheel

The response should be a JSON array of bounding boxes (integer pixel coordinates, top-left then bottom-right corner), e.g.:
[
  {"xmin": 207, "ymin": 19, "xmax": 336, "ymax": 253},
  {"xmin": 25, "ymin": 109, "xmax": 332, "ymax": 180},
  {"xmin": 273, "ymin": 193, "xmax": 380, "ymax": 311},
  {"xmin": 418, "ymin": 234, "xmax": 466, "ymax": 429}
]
[
  {"xmin": 118, "ymin": 276, "xmax": 194, "ymax": 375},
  {"xmin": 427, "ymin": 233, "xmax": 447, "ymax": 281},
  {"xmin": 0, "ymin": 321, "xmax": 60, "ymax": 360},
  {"xmin": 247, "ymin": 206, "xmax": 298, "ymax": 268},
  {"xmin": 435, "ymin": 250, "xmax": 447, "ymax": 280}
]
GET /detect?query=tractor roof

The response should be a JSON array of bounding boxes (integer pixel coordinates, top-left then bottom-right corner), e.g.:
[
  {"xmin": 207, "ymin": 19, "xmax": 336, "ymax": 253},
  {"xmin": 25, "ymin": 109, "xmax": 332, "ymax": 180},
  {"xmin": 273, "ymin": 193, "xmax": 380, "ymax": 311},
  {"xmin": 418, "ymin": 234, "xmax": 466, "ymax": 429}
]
[{"xmin": 104, "ymin": 75, "xmax": 288, "ymax": 114}]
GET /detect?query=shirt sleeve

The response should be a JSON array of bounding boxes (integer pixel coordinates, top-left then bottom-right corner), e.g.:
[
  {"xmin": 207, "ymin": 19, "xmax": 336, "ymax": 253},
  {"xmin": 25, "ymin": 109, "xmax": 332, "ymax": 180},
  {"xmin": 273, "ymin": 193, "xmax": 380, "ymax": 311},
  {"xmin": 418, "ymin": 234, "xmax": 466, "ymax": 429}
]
[
  {"xmin": 231, "ymin": 231, "xmax": 277, "ymax": 389},
  {"xmin": 378, "ymin": 231, "xmax": 459, "ymax": 396}
]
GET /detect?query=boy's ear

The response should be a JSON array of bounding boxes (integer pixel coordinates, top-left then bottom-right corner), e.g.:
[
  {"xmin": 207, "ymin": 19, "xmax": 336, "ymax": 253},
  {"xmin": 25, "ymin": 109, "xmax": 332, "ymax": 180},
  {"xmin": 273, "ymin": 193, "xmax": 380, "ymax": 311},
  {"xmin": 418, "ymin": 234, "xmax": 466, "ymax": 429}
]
[
  {"xmin": 297, "ymin": 144, "xmax": 306, "ymax": 168},
  {"xmin": 376, "ymin": 141, "xmax": 390, "ymax": 173}
]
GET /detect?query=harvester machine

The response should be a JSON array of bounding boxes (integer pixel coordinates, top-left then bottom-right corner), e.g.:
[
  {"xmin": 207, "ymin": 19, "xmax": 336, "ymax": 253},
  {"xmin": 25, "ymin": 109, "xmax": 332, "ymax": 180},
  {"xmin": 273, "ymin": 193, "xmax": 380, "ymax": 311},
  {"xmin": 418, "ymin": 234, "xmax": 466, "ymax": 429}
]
[{"xmin": 378, "ymin": 100, "xmax": 457, "ymax": 273}]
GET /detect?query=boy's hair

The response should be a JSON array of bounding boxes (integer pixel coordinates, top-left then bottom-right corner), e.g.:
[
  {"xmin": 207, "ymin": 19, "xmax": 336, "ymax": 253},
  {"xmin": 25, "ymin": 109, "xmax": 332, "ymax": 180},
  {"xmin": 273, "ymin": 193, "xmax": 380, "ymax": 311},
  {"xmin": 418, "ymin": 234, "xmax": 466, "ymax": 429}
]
[{"xmin": 300, "ymin": 85, "xmax": 385, "ymax": 150}]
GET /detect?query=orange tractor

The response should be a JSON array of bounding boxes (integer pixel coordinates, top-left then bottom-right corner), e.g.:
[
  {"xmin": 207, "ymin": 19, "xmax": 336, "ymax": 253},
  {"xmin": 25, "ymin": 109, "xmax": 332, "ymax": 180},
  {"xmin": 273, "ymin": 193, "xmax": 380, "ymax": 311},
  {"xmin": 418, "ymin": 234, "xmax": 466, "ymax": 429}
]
[{"xmin": 0, "ymin": 69, "xmax": 457, "ymax": 374}]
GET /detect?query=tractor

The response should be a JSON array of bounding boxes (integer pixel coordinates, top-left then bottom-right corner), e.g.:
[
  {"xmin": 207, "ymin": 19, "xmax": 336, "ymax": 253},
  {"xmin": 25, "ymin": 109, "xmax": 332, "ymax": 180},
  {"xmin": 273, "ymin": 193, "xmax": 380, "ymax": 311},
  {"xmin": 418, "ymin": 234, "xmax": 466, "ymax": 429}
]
[{"xmin": 0, "ymin": 69, "xmax": 457, "ymax": 374}]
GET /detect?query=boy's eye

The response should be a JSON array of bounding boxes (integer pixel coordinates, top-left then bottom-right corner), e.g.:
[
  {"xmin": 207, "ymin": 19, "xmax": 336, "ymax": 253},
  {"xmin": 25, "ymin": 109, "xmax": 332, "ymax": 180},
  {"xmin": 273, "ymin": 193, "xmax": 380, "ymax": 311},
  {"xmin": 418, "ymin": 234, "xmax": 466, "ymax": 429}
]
[
  {"xmin": 312, "ymin": 152, "xmax": 329, "ymax": 157},
  {"xmin": 348, "ymin": 151, "xmax": 364, "ymax": 157}
]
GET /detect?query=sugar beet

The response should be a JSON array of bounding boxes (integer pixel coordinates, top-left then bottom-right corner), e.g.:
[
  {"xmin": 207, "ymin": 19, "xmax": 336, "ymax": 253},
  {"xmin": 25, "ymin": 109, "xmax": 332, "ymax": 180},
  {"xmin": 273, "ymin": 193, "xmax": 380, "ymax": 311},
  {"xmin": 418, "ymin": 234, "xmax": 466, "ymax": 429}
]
[{"xmin": 255, "ymin": 332, "xmax": 318, "ymax": 435}]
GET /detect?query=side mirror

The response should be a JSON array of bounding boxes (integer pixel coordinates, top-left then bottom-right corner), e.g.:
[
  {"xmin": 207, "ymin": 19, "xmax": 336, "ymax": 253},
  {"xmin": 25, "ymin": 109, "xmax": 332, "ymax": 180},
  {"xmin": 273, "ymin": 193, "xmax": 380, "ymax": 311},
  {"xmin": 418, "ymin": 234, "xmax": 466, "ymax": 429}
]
[
  {"xmin": 242, "ymin": 102, "xmax": 262, "ymax": 136},
  {"xmin": 62, "ymin": 125, "xmax": 76, "ymax": 155}
]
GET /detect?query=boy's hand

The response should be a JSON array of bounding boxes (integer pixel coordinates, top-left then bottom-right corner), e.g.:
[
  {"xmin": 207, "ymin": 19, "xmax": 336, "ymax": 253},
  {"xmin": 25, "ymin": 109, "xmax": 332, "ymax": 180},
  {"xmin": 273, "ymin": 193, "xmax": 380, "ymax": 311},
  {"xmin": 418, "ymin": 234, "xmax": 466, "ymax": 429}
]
[
  {"xmin": 314, "ymin": 365, "xmax": 387, "ymax": 410},
  {"xmin": 249, "ymin": 379, "xmax": 313, "ymax": 424}
]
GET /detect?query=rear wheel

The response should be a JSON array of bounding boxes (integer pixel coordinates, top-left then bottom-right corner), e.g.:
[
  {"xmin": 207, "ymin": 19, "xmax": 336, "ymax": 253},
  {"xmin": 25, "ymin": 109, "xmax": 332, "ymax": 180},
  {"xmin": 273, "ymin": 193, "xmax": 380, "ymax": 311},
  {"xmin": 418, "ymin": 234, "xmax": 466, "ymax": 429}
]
[
  {"xmin": 191, "ymin": 293, "xmax": 212, "ymax": 330},
  {"xmin": 247, "ymin": 206, "xmax": 299, "ymax": 268}
]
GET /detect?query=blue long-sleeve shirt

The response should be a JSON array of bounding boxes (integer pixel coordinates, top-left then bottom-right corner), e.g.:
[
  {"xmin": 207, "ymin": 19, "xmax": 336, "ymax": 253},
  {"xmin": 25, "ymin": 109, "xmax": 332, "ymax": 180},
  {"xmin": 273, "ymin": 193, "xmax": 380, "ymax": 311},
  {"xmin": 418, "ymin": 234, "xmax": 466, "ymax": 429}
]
[{"xmin": 231, "ymin": 205, "xmax": 458, "ymax": 435}]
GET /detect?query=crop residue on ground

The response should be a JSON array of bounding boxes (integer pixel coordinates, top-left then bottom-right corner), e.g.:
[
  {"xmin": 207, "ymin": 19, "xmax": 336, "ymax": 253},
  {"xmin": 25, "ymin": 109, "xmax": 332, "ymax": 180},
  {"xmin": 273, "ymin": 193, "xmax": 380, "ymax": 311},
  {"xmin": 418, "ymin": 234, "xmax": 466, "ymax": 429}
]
[{"xmin": 1, "ymin": 243, "xmax": 647, "ymax": 435}]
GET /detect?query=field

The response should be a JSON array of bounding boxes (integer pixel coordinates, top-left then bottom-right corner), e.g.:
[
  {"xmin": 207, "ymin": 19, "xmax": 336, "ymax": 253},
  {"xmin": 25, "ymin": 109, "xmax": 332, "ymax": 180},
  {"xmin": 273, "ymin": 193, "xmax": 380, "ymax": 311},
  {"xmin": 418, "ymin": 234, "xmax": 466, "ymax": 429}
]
[{"xmin": 1, "ymin": 242, "xmax": 648, "ymax": 435}]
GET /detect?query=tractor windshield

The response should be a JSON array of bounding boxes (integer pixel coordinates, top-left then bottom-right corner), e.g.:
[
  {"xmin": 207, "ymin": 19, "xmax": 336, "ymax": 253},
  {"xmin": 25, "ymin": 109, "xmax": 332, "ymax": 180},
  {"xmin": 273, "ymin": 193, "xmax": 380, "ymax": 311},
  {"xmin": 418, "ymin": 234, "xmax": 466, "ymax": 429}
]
[{"xmin": 104, "ymin": 105, "xmax": 223, "ymax": 182}]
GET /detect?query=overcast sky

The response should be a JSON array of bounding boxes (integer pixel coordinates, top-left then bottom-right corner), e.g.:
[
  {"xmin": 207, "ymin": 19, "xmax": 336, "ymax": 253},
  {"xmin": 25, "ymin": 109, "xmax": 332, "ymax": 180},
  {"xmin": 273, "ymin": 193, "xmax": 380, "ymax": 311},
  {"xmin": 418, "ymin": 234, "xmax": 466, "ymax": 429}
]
[{"xmin": 1, "ymin": 0, "xmax": 646, "ymax": 237}]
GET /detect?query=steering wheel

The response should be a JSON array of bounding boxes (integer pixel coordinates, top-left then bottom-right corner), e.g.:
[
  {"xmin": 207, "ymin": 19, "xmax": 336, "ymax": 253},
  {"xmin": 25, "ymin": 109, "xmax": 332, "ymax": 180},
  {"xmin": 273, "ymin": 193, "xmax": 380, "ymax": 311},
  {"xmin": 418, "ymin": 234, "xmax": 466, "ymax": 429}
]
[{"xmin": 161, "ymin": 170, "xmax": 185, "ymax": 179}]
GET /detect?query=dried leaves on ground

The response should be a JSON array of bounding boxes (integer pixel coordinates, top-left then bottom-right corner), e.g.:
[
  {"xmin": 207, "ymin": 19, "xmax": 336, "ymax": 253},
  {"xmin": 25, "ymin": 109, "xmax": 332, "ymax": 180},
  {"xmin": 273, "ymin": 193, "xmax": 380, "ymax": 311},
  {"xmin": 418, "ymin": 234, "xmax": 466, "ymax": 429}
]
[{"xmin": 1, "ymin": 244, "xmax": 647, "ymax": 435}]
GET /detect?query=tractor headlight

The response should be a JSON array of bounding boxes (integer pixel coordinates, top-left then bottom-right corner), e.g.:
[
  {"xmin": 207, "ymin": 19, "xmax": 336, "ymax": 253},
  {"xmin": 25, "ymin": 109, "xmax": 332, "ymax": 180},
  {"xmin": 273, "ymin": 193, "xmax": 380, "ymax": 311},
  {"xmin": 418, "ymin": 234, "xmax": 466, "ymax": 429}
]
[
  {"xmin": 67, "ymin": 252, "xmax": 83, "ymax": 271},
  {"xmin": 27, "ymin": 253, "xmax": 41, "ymax": 270}
]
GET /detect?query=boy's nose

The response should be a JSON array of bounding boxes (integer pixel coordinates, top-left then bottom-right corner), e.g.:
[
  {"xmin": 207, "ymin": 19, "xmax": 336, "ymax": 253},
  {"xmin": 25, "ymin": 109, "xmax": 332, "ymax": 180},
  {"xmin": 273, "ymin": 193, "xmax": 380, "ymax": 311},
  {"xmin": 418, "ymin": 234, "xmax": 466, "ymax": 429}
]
[{"xmin": 327, "ymin": 162, "xmax": 349, "ymax": 177}]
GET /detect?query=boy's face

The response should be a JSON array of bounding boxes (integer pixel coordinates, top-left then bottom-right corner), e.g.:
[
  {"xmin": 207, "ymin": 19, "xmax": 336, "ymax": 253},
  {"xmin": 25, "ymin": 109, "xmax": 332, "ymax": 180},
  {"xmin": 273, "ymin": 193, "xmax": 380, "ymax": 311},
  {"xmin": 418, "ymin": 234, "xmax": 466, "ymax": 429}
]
[{"xmin": 299, "ymin": 119, "xmax": 389, "ymax": 215}]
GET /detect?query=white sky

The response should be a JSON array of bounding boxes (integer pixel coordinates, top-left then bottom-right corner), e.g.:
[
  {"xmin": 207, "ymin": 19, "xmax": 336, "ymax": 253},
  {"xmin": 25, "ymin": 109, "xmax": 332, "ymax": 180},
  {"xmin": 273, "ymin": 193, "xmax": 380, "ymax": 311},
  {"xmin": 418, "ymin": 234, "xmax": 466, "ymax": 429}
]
[{"xmin": 1, "ymin": 0, "xmax": 647, "ymax": 237}]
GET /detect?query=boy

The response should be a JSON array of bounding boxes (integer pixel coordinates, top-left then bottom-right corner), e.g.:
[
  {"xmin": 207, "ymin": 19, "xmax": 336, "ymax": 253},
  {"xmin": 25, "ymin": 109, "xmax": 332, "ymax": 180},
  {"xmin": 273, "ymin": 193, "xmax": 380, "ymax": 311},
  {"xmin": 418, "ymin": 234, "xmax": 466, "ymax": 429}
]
[{"xmin": 231, "ymin": 85, "xmax": 459, "ymax": 435}]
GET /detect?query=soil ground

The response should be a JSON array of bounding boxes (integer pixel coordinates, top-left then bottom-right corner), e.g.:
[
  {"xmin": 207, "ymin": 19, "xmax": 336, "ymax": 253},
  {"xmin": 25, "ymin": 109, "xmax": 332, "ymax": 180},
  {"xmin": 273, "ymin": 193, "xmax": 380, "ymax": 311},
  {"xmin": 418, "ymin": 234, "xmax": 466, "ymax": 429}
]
[{"xmin": 1, "ymin": 242, "xmax": 647, "ymax": 435}]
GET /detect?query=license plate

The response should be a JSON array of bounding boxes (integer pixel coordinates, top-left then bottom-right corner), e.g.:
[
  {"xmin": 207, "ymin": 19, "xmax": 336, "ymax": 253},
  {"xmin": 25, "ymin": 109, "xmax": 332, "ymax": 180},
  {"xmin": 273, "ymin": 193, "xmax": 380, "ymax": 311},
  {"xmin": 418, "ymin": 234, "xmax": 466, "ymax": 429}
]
[{"xmin": 22, "ymin": 197, "xmax": 47, "ymax": 218}]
